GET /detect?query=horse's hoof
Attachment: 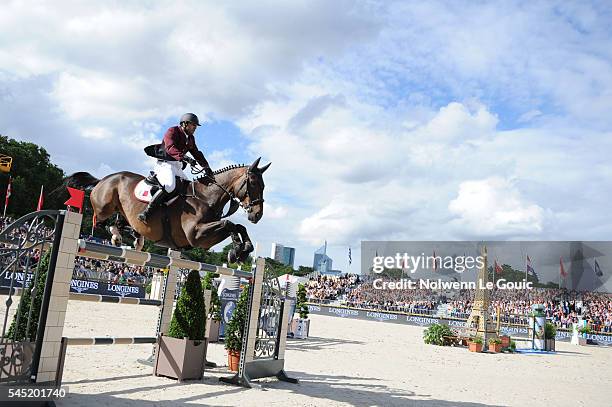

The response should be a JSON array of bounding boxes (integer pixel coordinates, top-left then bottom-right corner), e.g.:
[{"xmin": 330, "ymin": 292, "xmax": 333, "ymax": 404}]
[
  {"xmin": 243, "ymin": 242, "xmax": 254, "ymax": 254},
  {"xmin": 228, "ymin": 249, "xmax": 237, "ymax": 264}
]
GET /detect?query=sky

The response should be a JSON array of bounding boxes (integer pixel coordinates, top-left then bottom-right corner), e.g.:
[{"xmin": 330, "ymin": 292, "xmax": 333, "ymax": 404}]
[{"xmin": 1, "ymin": 1, "xmax": 611, "ymax": 272}]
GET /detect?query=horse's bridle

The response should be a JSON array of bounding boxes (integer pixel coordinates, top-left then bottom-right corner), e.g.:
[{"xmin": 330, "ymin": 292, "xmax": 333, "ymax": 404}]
[{"xmin": 192, "ymin": 167, "xmax": 264, "ymax": 217}]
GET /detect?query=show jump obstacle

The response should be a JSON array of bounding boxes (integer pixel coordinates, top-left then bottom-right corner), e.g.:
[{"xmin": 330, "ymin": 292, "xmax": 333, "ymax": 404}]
[{"xmin": 0, "ymin": 209, "xmax": 297, "ymax": 388}]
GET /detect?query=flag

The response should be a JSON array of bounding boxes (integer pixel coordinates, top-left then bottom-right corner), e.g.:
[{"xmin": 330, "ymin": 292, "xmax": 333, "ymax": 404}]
[
  {"xmin": 36, "ymin": 185, "xmax": 44, "ymax": 211},
  {"xmin": 526, "ymin": 255, "xmax": 534, "ymax": 274},
  {"xmin": 433, "ymin": 250, "xmax": 437, "ymax": 271},
  {"xmin": 64, "ymin": 187, "xmax": 85, "ymax": 213},
  {"xmin": 560, "ymin": 257, "xmax": 568, "ymax": 278},
  {"xmin": 594, "ymin": 259, "xmax": 603, "ymax": 277},
  {"xmin": 3, "ymin": 176, "xmax": 11, "ymax": 216},
  {"xmin": 348, "ymin": 247, "xmax": 352, "ymax": 265},
  {"xmin": 494, "ymin": 259, "xmax": 503, "ymax": 274}
]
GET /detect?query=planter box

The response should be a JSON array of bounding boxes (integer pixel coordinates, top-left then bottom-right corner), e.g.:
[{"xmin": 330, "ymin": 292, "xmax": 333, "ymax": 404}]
[
  {"xmin": 294, "ymin": 318, "xmax": 310, "ymax": 339},
  {"xmin": 227, "ymin": 350, "xmax": 240, "ymax": 372},
  {"xmin": 545, "ymin": 338, "xmax": 556, "ymax": 351},
  {"xmin": 488, "ymin": 343, "xmax": 503, "ymax": 353},
  {"xmin": 500, "ymin": 335, "xmax": 510, "ymax": 348},
  {"xmin": 468, "ymin": 342, "xmax": 483, "ymax": 352},
  {"xmin": 154, "ymin": 335, "xmax": 207, "ymax": 381},
  {"xmin": 206, "ymin": 319, "xmax": 220, "ymax": 343}
]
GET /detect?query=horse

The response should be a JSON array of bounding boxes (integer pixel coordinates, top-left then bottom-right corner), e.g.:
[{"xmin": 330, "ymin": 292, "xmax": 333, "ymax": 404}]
[{"xmin": 63, "ymin": 157, "xmax": 270, "ymax": 263}]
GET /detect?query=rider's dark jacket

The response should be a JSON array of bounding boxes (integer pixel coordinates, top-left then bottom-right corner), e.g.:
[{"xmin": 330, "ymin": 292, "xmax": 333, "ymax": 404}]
[{"xmin": 144, "ymin": 126, "xmax": 209, "ymax": 167}]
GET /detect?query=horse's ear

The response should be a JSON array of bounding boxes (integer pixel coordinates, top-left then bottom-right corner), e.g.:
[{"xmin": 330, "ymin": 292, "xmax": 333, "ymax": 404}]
[
  {"xmin": 249, "ymin": 157, "xmax": 261, "ymax": 171},
  {"xmin": 259, "ymin": 162, "xmax": 271, "ymax": 173}
]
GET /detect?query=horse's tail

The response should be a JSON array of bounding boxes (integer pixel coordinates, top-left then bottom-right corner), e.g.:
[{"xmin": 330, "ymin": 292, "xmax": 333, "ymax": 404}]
[{"xmin": 50, "ymin": 172, "xmax": 100, "ymax": 196}]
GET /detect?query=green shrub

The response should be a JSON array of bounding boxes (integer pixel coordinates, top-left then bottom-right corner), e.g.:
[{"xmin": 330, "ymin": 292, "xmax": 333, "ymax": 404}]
[
  {"xmin": 167, "ymin": 269, "xmax": 206, "ymax": 341},
  {"xmin": 544, "ymin": 322, "xmax": 557, "ymax": 339},
  {"xmin": 578, "ymin": 325, "xmax": 591, "ymax": 335},
  {"xmin": 224, "ymin": 285, "xmax": 250, "ymax": 352},
  {"xmin": 489, "ymin": 338, "xmax": 502, "ymax": 345},
  {"xmin": 423, "ymin": 323, "xmax": 453, "ymax": 346},
  {"xmin": 201, "ymin": 272, "xmax": 221, "ymax": 321},
  {"xmin": 510, "ymin": 341, "xmax": 516, "ymax": 351},
  {"xmin": 296, "ymin": 283, "xmax": 309, "ymax": 319},
  {"xmin": 470, "ymin": 336, "xmax": 483, "ymax": 345},
  {"xmin": 7, "ymin": 250, "xmax": 50, "ymax": 341}
]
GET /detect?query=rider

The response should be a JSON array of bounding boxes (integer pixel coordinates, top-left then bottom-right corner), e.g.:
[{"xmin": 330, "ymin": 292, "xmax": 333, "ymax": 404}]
[{"xmin": 138, "ymin": 113, "xmax": 215, "ymax": 223}]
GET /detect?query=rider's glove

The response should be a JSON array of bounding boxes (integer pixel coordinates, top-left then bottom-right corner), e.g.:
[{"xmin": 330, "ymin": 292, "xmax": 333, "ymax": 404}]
[{"xmin": 183, "ymin": 157, "xmax": 196, "ymax": 166}]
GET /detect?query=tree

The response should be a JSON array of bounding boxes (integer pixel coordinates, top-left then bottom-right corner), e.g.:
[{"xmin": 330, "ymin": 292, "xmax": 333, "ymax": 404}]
[
  {"xmin": 296, "ymin": 283, "xmax": 309, "ymax": 319},
  {"xmin": 201, "ymin": 272, "xmax": 221, "ymax": 321},
  {"xmin": 167, "ymin": 269, "xmax": 206, "ymax": 340},
  {"xmin": 0, "ymin": 136, "xmax": 64, "ymax": 217},
  {"xmin": 224, "ymin": 285, "xmax": 250, "ymax": 352},
  {"xmin": 8, "ymin": 250, "xmax": 51, "ymax": 341}
]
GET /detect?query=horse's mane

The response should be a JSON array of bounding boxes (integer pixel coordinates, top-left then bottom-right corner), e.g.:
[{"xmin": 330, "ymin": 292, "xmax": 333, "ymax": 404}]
[{"xmin": 195, "ymin": 164, "xmax": 248, "ymax": 182}]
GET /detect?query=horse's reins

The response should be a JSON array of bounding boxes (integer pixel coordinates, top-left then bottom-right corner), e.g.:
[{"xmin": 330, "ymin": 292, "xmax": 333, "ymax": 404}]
[{"xmin": 188, "ymin": 165, "xmax": 263, "ymax": 218}]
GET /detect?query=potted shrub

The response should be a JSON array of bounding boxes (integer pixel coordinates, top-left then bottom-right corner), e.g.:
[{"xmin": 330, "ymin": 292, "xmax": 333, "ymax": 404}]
[
  {"xmin": 224, "ymin": 284, "xmax": 250, "ymax": 372},
  {"xmin": 155, "ymin": 269, "xmax": 207, "ymax": 381},
  {"xmin": 468, "ymin": 336, "xmax": 483, "ymax": 352},
  {"xmin": 578, "ymin": 325, "xmax": 591, "ymax": 346},
  {"xmin": 488, "ymin": 338, "xmax": 503, "ymax": 353},
  {"xmin": 500, "ymin": 335, "xmax": 511, "ymax": 348},
  {"xmin": 544, "ymin": 322, "xmax": 557, "ymax": 351},
  {"xmin": 423, "ymin": 323, "xmax": 453, "ymax": 346},
  {"xmin": 202, "ymin": 272, "xmax": 221, "ymax": 342},
  {"xmin": 294, "ymin": 283, "xmax": 310, "ymax": 339}
]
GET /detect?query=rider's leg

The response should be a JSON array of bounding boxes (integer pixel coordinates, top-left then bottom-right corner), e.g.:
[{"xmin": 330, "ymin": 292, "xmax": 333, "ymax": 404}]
[{"xmin": 137, "ymin": 161, "xmax": 176, "ymax": 222}]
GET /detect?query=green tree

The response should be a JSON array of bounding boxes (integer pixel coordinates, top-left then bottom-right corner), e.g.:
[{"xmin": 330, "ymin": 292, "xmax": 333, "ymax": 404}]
[
  {"xmin": 201, "ymin": 272, "xmax": 221, "ymax": 321},
  {"xmin": 167, "ymin": 269, "xmax": 206, "ymax": 340},
  {"xmin": 224, "ymin": 285, "xmax": 250, "ymax": 352},
  {"xmin": 0, "ymin": 136, "xmax": 65, "ymax": 217},
  {"xmin": 296, "ymin": 266, "xmax": 313, "ymax": 276},
  {"xmin": 296, "ymin": 283, "xmax": 309, "ymax": 319},
  {"xmin": 8, "ymin": 250, "xmax": 51, "ymax": 341}
]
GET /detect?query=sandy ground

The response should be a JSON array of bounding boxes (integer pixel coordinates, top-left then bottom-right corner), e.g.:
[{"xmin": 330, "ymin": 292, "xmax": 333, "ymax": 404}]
[{"xmin": 3, "ymin": 298, "xmax": 612, "ymax": 406}]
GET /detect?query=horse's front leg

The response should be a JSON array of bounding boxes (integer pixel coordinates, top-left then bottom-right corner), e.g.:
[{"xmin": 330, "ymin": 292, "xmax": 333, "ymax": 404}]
[{"xmin": 186, "ymin": 220, "xmax": 251, "ymax": 263}]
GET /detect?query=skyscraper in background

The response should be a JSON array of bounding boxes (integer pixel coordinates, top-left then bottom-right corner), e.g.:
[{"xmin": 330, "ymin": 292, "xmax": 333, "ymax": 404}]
[
  {"xmin": 313, "ymin": 241, "xmax": 333, "ymax": 274},
  {"xmin": 271, "ymin": 243, "xmax": 296, "ymax": 268}
]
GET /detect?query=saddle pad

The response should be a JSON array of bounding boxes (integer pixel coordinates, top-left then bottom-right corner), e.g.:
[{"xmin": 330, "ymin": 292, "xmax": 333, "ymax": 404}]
[{"xmin": 134, "ymin": 180, "xmax": 153, "ymax": 203}]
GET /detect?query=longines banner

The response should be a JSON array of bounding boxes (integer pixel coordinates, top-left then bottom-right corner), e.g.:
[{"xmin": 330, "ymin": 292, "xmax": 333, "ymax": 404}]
[
  {"xmin": 1, "ymin": 271, "xmax": 145, "ymax": 299},
  {"xmin": 307, "ymin": 303, "xmax": 612, "ymax": 347}
]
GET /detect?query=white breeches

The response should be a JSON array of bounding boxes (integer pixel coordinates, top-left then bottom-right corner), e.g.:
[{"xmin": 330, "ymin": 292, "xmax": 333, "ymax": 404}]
[{"xmin": 154, "ymin": 160, "xmax": 188, "ymax": 193}]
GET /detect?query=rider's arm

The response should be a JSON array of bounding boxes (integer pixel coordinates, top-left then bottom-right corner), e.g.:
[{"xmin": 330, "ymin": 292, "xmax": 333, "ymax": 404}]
[{"xmin": 162, "ymin": 127, "xmax": 184, "ymax": 161}]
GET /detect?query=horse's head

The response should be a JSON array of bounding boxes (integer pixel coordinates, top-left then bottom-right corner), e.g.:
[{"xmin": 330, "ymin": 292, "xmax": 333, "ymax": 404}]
[{"xmin": 239, "ymin": 157, "xmax": 270, "ymax": 223}]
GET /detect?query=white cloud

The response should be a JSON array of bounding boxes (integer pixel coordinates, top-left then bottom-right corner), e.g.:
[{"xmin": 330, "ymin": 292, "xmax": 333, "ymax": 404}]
[{"xmin": 448, "ymin": 177, "xmax": 545, "ymax": 237}]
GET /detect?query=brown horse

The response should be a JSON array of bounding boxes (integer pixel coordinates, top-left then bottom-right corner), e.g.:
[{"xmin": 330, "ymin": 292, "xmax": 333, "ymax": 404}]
[{"xmin": 64, "ymin": 158, "xmax": 270, "ymax": 263}]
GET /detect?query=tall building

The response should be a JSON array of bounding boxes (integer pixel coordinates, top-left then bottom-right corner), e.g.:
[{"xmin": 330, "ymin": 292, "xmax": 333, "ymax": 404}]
[
  {"xmin": 313, "ymin": 241, "xmax": 333, "ymax": 274},
  {"xmin": 271, "ymin": 243, "xmax": 296, "ymax": 268}
]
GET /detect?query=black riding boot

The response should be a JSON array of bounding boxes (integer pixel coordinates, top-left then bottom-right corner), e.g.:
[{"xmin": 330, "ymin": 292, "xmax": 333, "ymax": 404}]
[{"xmin": 137, "ymin": 189, "xmax": 169, "ymax": 223}]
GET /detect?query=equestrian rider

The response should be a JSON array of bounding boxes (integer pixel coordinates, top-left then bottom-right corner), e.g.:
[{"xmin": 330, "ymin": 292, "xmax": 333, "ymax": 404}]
[{"xmin": 138, "ymin": 113, "xmax": 215, "ymax": 222}]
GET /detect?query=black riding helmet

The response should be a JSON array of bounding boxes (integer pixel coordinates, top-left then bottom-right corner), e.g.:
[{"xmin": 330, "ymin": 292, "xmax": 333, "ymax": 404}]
[{"xmin": 180, "ymin": 112, "xmax": 201, "ymax": 126}]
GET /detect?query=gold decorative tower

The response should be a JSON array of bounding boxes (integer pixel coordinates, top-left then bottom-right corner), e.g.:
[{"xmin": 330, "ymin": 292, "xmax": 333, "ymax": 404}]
[{"xmin": 466, "ymin": 246, "xmax": 498, "ymax": 344}]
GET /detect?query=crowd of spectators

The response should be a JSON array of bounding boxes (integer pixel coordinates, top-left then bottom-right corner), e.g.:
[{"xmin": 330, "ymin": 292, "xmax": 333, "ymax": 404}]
[
  {"xmin": 306, "ymin": 273, "xmax": 612, "ymax": 333},
  {"xmin": 73, "ymin": 256, "xmax": 152, "ymax": 286},
  {"xmin": 305, "ymin": 274, "xmax": 360, "ymax": 301}
]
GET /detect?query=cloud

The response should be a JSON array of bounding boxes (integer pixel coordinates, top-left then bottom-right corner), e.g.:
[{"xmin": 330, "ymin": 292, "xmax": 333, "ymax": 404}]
[{"xmin": 448, "ymin": 177, "xmax": 545, "ymax": 238}]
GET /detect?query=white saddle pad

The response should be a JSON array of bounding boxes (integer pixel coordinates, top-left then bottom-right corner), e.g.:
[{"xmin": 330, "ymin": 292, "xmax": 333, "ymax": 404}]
[{"xmin": 134, "ymin": 180, "xmax": 154, "ymax": 203}]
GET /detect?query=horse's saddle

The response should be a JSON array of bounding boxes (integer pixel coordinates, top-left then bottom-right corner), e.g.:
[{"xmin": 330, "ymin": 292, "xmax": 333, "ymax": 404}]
[{"xmin": 133, "ymin": 173, "xmax": 185, "ymax": 204}]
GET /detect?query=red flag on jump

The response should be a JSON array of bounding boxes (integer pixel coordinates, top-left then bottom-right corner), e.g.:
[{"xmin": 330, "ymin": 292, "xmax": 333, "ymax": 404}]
[
  {"xmin": 64, "ymin": 187, "xmax": 85, "ymax": 213},
  {"xmin": 36, "ymin": 185, "xmax": 44, "ymax": 211}
]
